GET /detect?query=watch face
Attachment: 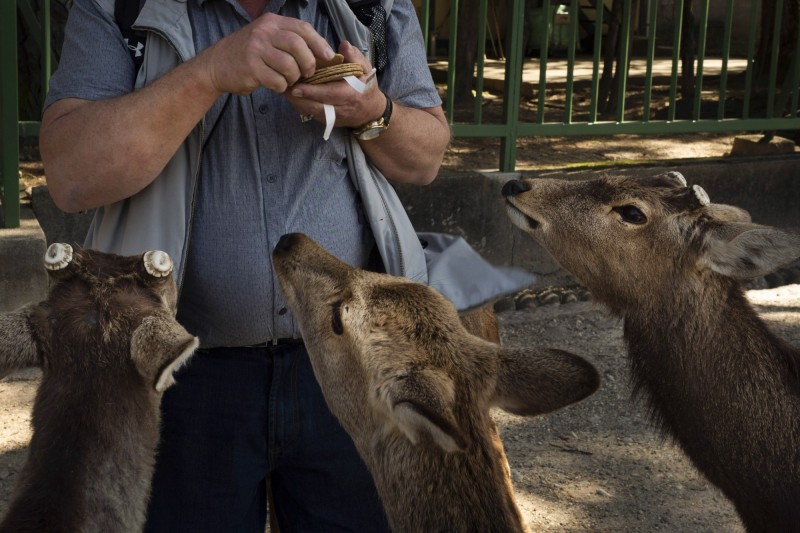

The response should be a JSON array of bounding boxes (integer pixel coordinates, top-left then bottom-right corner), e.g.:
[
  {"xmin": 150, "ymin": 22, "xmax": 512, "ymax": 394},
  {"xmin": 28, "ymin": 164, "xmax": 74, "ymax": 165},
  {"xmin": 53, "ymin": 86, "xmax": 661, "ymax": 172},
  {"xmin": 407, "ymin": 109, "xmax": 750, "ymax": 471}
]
[{"xmin": 357, "ymin": 124, "xmax": 386, "ymax": 140}]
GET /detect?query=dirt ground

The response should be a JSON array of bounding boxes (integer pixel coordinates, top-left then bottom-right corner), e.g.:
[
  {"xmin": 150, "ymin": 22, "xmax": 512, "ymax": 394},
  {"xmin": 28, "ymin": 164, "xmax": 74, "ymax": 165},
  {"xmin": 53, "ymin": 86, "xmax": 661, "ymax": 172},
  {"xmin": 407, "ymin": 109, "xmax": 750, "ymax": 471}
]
[{"xmin": 3, "ymin": 285, "xmax": 799, "ymax": 530}]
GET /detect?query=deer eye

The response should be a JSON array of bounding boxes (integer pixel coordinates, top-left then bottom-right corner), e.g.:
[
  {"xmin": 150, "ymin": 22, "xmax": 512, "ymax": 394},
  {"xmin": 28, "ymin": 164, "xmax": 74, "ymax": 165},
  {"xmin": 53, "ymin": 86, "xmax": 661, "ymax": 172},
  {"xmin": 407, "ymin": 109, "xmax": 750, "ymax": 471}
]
[
  {"xmin": 614, "ymin": 205, "xmax": 647, "ymax": 225},
  {"xmin": 331, "ymin": 300, "xmax": 344, "ymax": 336}
]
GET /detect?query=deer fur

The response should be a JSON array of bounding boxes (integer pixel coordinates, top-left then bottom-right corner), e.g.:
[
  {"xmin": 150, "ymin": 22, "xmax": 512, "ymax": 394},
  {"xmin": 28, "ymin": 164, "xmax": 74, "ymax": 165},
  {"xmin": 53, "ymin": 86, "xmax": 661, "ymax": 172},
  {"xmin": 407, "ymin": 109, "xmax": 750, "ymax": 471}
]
[
  {"xmin": 503, "ymin": 172, "xmax": 800, "ymax": 532},
  {"xmin": 272, "ymin": 233, "xmax": 599, "ymax": 533},
  {"xmin": 0, "ymin": 244, "xmax": 198, "ymax": 533}
]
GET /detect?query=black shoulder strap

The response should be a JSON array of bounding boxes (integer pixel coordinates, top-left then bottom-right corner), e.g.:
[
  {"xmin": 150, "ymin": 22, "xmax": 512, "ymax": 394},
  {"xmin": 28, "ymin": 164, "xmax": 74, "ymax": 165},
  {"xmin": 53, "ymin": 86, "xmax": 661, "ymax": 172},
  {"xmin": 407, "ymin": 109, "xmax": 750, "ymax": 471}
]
[{"xmin": 115, "ymin": 0, "xmax": 147, "ymax": 71}]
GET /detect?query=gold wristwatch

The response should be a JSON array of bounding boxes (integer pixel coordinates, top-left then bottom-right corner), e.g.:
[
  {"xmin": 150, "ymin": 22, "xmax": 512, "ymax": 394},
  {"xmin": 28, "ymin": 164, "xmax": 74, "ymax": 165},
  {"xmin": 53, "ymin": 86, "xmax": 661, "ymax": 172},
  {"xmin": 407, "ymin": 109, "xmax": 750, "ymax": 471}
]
[{"xmin": 352, "ymin": 94, "xmax": 393, "ymax": 141}]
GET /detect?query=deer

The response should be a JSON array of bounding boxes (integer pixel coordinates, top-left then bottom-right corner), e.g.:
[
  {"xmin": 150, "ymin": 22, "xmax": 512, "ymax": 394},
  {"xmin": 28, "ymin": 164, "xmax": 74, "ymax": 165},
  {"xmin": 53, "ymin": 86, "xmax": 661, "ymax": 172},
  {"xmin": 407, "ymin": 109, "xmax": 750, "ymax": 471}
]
[
  {"xmin": 272, "ymin": 232, "xmax": 599, "ymax": 532},
  {"xmin": 0, "ymin": 243, "xmax": 199, "ymax": 532},
  {"xmin": 503, "ymin": 171, "xmax": 800, "ymax": 532}
]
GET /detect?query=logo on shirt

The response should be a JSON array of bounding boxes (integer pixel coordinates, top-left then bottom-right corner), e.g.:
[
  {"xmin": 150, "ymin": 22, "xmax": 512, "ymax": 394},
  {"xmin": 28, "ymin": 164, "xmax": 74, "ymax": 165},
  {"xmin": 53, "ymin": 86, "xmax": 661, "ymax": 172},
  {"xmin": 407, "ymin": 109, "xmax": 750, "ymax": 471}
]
[{"xmin": 124, "ymin": 38, "xmax": 145, "ymax": 58}]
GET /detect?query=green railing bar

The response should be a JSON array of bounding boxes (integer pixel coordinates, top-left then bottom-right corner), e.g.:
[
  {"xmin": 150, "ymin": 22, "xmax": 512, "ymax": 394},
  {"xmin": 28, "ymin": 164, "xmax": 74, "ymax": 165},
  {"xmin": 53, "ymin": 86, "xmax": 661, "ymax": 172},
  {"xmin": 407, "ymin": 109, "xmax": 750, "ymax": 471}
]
[
  {"xmin": 445, "ymin": 0, "xmax": 458, "ymax": 123},
  {"xmin": 451, "ymin": 117, "xmax": 800, "ymax": 137},
  {"xmin": 536, "ymin": 1, "xmax": 550, "ymax": 124},
  {"xmin": 19, "ymin": 121, "xmax": 42, "ymax": 137},
  {"xmin": 473, "ymin": 0, "xmax": 489, "ymax": 123},
  {"xmin": 499, "ymin": 0, "xmax": 525, "ymax": 171},
  {"xmin": 564, "ymin": 0, "xmax": 580, "ymax": 124},
  {"xmin": 766, "ymin": 0, "xmax": 783, "ymax": 118},
  {"xmin": 717, "ymin": 0, "xmax": 734, "ymax": 120},
  {"xmin": 615, "ymin": 0, "xmax": 632, "ymax": 122},
  {"xmin": 791, "ymin": 19, "xmax": 800, "ymax": 116},
  {"xmin": 742, "ymin": 0, "xmax": 759, "ymax": 118},
  {"xmin": 642, "ymin": 0, "xmax": 658, "ymax": 123},
  {"xmin": 692, "ymin": 0, "xmax": 710, "ymax": 120},
  {"xmin": 1, "ymin": 0, "xmax": 20, "ymax": 229},
  {"xmin": 668, "ymin": 0, "xmax": 684, "ymax": 122},
  {"xmin": 589, "ymin": 0, "xmax": 604, "ymax": 122},
  {"xmin": 419, "ymin": 0, "xmax": 430, "ymax": 55},
  {"xmin": 42, "ymin": 0, "xmax": 52, "ymax": 100}
]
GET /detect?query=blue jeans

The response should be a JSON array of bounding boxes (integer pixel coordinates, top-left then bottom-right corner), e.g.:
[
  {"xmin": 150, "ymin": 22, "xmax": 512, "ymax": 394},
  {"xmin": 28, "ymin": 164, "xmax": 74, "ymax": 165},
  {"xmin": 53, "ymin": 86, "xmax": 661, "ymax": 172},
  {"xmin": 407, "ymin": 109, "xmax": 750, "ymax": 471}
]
[{"xmin": 144, "ymin": 344, "xmax": 390, "ymax": 533}]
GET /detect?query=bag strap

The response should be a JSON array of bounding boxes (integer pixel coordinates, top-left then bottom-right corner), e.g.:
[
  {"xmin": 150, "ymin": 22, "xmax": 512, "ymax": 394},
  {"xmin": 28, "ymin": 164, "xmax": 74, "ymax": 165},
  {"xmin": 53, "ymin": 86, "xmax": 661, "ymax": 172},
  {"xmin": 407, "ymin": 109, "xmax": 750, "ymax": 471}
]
[{"xmin": 115, "ymin": 0, "xmax": 147, "ymax": 71}]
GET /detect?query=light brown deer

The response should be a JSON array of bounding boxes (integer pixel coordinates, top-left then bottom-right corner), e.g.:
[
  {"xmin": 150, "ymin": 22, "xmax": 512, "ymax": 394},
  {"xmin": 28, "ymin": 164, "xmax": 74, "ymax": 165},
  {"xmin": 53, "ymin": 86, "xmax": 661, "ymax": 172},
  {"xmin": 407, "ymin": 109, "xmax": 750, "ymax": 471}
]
[
  {"xmin": 272, "ymin": 233, "xmax": 599, "ymax": 533},
  {"xmin": 0, "ymin": 243, "xmax": 198, "ymax": 532},
  {"xmin": 503, "ymin": 172, "xmax": 800, "ymax": 532}
]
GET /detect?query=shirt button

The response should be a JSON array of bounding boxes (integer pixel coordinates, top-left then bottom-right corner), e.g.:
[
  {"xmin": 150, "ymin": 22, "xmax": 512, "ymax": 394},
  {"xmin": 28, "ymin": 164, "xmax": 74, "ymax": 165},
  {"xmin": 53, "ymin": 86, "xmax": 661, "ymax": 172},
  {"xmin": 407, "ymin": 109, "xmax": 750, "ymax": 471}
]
[
  {"xmin": 266, "ymin": 174, "xmax": 277, "ymax": 183},
  {"xmin": 278, "ymin": 307, "xmax": 288, "ymax": 315},
  {"xmin": 258, "ymin": 103, "xmax": 269, "ymax": 114}
]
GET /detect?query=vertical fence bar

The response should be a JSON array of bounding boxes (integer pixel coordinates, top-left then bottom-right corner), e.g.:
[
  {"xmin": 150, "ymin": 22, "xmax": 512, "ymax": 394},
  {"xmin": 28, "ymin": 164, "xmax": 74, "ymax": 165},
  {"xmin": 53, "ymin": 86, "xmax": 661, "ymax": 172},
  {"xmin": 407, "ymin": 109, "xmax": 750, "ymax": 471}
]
[
  {"xmin": 717, "ymin": 0, "xmax": 734, "ymax": 120},
  {"xmin": 615, "ymin": 0, "xmax": 632, "ymax": 122},
  {"xmin": 42, "ymin": 0, "xmax": 51, "ymax": 101},
  {"xmin": 536, "ymin": 0, "xmax": 551, "ymax": 124},
  {"xmin": 564, "ymin": 0, "xmax": 579, "ymax": 123},
  {"xmin": 692, "ymin": 0, "xmax": 710, "ymax": 120},
  {"xmin": 420, "ymin": 0, "xmax": 430, "ymax": 55},
  {"xmin": 791, "ymin": 20, "xmax": 800, "ymax": 116},
  {"xmin": 445, "ymin": 0, "xmax": 458, "ymax": 123},
  {"xmin": 668, "ymin": 0, "xmax": 684, "ymax": 121},
  {"xmin": 589, "ymin": 0, "xmax": 604, "ymax": 122},
  {"xmin": 642, "ymin": 0, "xmax": 658, "ymax": 122},
  {"xmin": 742, "ymin": 0, "xmax": 759, "ymax": 118},
  {"xmin": 1, "ymin": 0, "xmax": 21, "ymax": 228},
  {"xmin": 766, "ymin": 0, "xmax": 784, "ymax": 118},
  {"xmin": 499, "ymin": 0, "xmax": 525, "ymax": 171},
  {"xmin": 474, "ymin": 0, "xmax": 489, "ymax": 123}
]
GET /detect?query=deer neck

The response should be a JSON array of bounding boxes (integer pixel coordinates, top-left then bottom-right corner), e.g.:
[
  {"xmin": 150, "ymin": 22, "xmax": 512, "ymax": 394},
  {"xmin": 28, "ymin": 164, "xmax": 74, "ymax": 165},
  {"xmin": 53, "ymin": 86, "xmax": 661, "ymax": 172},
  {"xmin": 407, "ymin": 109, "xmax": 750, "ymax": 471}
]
[{"xmin": 368, "ymin": 411, "xmax": 527, "ymax": 532}]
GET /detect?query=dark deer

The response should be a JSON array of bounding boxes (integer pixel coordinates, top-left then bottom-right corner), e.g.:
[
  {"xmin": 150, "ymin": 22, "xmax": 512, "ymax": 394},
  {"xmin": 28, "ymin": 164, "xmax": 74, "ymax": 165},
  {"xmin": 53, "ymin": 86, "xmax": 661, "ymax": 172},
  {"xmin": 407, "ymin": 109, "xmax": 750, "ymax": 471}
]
[
  {"xmin": 503, "ymin": 172, "xmax": 800, "ymax": 532},
  {"xmin": 272, "ymin": 233, "xmax": 599, "ymax": 532},
  {"xmin": 0, "ymin": 243, "xmax": 198, "ymax": 532}
]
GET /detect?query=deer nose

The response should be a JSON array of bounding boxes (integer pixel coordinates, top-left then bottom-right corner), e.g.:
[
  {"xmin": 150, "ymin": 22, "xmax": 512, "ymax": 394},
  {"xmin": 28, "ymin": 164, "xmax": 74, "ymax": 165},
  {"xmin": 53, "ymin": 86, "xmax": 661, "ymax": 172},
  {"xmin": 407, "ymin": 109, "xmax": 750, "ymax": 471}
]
[
  {"xmin": 275, "ymin": 233, "xmax": 302, "ymax": 254},
  {"xmin": 502, "ymin": 179, "xmax": 531, "ymax": 197}
]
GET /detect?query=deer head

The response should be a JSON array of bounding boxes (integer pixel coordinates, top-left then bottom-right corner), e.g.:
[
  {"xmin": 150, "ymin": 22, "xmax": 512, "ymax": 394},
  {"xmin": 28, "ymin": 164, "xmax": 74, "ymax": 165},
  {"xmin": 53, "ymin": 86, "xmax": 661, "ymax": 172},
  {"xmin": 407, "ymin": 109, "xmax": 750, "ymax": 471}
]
[
  {"xmin": 272, "ymin": 233, "xmax": 599, "ymax": 452},
  {"xmin": 0, "ymin": 244, "xmax": 198, "ymax": 391},
  {"xmin": 503, "ymin": 172, "xmax": 800, "ymax": 312}
]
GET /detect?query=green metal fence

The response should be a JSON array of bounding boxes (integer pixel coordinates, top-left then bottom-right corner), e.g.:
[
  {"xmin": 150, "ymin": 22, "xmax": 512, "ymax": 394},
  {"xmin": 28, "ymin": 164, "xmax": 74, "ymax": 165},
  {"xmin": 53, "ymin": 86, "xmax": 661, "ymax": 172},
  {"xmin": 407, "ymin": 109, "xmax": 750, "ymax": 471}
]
[
  {"xmin": 422, "ymin": 0, "xmax": 800, "ymax": 171},
  {"xmin": 2, "ymin": 0, "xmax": 51, "ymax": 229},
  {"xmin": 2, "ymin": 0, "xmax": 800, "ymax": 228}
]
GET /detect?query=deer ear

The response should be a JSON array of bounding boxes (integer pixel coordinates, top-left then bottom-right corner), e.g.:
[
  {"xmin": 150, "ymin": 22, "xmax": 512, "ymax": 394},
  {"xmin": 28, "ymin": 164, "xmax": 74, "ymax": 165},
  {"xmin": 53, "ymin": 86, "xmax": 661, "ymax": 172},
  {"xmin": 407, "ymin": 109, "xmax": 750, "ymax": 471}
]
[
  {"xmin": 131, "ymin": 315, "xmax": 199, "ymax": 392},
  {"xmin": 0, "ymin": 306, "xmax": 41, "ymax": 379},
  {"xmin": 381, "ymin": 366, "xmax": 468, "ymax": 452},
  {"xmin": 493, "ymin": 347, "xmax": 599, "ymax": 416},
  {"xmin": 700, "ymin": 222, "xmax": 800, "ymax": 279},
  {"xmin": 704, "ymin": 203, "xmax": 752, "ymax": 223}
]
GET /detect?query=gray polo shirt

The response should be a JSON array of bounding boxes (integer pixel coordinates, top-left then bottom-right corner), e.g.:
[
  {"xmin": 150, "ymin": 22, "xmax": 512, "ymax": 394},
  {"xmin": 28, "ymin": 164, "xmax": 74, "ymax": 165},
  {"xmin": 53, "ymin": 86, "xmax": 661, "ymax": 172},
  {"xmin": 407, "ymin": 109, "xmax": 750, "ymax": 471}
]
[{"xmin": 45, "ymin": 0, "xmax": 441, "ymax": 347}]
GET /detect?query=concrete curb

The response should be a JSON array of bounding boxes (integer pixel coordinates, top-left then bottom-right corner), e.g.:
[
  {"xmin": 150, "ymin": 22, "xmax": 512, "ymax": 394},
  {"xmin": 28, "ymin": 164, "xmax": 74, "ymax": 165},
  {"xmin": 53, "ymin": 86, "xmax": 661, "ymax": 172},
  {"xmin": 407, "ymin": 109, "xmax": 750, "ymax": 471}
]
[
  {"xmin": 0, "ymin": 206, "xmax": 48, "ymax": 313},
  {"xmin": 396, "ymin": 155, "xmax": 800, "ymax": 287},
  {"xmin": 3, "ymin": 155, "xmax": 798, "ymax": 302}
]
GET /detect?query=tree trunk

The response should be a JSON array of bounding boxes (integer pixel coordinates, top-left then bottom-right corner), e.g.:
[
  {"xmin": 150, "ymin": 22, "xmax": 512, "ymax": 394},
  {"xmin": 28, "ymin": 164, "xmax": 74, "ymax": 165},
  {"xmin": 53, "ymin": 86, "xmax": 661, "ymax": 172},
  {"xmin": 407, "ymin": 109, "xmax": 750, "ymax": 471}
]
[
  {"xmin": 755, "ymin": 0, "xmax": 799, "ymax": 87},
  {"xmin": 454, "ymin": 0, "xmax": 481, "ymax": 106},
  {"xmin": 598, "ymin": 0, "xmax": 623, "ymax": 115}
]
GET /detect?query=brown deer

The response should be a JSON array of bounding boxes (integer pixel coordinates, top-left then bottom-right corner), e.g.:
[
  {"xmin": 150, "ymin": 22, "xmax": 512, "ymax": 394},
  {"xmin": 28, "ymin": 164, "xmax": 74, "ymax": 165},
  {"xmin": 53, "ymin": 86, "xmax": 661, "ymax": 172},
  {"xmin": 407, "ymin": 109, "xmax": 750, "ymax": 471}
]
[
  {"xmin": 0, "ymin": 243, "xmax": 198, "ymax": 532},
  {"xmin": 272, "ymin": 233, "xmax": 599, "ymax": 533},
  {"xmin": 503, "ymin": 172, "xmax": 800, "ymax": 532}
]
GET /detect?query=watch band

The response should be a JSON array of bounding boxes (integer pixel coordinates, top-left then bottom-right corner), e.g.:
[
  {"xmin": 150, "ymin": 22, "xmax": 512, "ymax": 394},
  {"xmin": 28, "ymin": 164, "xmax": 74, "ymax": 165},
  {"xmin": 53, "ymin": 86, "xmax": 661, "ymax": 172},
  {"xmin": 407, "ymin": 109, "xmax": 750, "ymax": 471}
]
[{"xmin": 352, "ymin": 93, "xmax": 392, "ymax": 140}]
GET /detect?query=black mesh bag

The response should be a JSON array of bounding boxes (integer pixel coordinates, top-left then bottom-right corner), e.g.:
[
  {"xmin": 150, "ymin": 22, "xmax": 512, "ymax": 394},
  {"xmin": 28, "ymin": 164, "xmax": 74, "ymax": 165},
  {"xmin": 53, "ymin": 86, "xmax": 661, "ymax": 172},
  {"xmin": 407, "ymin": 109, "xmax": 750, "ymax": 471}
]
[{"xmin": 350, "ymin": 0, "xmax": 389, "ymax": 73}]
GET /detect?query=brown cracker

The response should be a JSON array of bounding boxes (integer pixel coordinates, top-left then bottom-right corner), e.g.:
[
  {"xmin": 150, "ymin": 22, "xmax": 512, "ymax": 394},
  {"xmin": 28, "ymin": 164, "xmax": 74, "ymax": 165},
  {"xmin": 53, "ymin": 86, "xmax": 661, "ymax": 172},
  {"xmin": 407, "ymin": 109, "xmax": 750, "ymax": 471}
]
[{"xmin": 302, "ymin": 63, "xmax": 364, "ymax": 85}]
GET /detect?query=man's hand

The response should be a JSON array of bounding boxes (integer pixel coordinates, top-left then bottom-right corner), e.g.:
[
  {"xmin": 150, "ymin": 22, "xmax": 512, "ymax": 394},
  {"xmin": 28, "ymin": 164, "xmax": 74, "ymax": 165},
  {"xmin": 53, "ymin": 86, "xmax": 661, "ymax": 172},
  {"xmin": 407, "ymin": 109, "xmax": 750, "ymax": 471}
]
[
  {"xmin": 285, "ymin": 41, "xmax": 385, "ymax": 128},
  {"xmin": 195, "ymin": 12, "xmax": 336, "ymax": 96}
]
